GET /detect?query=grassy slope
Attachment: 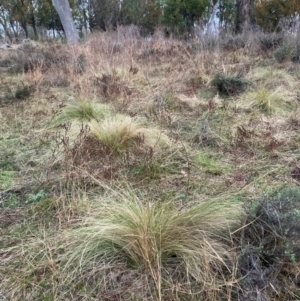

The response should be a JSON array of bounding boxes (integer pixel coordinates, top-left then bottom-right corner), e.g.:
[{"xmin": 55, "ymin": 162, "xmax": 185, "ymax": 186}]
[{"xmin": 0, "ymin": 31, "xmax": 300, "ymax": 300}]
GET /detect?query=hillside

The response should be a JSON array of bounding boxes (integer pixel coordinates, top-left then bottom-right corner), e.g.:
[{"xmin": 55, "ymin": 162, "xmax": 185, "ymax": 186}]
[{"xmin": 1, "ymin": 30, "xmax": 300, "ymax": 301}]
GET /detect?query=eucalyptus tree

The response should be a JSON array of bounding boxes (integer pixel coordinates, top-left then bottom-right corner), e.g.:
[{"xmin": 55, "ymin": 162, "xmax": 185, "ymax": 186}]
[
  {"xmin": 255, "ymin": 0, "xmax": 300, "ymax": 31},
  {"xmin": 120, "ymin": 0, "xmax": 161, "ymax": 35},
  {"xmin": 51, "ymin": 0, "xmax": 79, "ymax": 43},
  {"xmin": 89, "ymin": 0, "xmax": 120, "ymax": 31},
  {"xmin": 162, "ymin": 0, "xmax": 210, "ymax": 35},
  {"xmin": 235, "ymin": 0, "xmax": 256, "ymax": 33}
]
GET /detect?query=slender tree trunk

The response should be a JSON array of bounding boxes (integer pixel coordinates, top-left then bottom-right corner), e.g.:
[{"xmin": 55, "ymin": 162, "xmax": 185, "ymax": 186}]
[
  {"xmin": 32, "ymin": 15, "xmax": 38, "ymax": 38},
  {"xmin": 51, "ymin": 0, "xmax": 79, "ymax": 44},
  {"xmin": 10, "ymin": 20, "xmax": 19, "ymax": 41},
  {"xmin": 20, "ymin": 21, "xmax": 29, "ymax": 38},
  {"xmin": 0, "ymin": 18, "xmax": 12, "ymax": 42},
  {"xmin": 206, "ymin": 0, "xmax": 219, "ymax": 36},
  {"xmin": 29, "ymin": 1, "xmax": 38, "ymax": 39},
  {"xmin": 235, "ymin": 0, "xmax": 256, "ymax": 33}
]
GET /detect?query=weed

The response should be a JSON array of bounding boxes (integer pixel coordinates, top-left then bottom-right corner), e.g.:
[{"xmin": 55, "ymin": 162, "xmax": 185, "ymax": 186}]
[
  {"xmin": 25, "ymin": 189, "xmax": 47, "ymax": 205},
  {"xmin": 0, "ymin": 170, "xmax": 15, "ymax": 190},
  {"xmin": 0, "ymin": 192, "xmax": 21, "ymax": 208}
]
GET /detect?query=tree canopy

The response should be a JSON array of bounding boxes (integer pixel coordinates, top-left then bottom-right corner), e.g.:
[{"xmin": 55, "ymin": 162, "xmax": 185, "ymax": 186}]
[{"xmin": 1, "ymin": 0, "xmax": 300, "ymax": 41}]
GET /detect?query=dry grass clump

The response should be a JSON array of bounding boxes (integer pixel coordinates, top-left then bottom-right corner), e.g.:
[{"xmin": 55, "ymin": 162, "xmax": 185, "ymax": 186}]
[
  {"xmin": 286, "ymin": 108, "xmax": 300, "ymax": 130},
  {"xmin": 249, "ymin": 67, "xmax": 295, "ymax": 89},
  {"xmin": 48, "ymin": 102, "xmax": 170, "ymax": 183},
  {"xmin": 62, "ymin": 189, "xmax": 242, "ymax": 300},
  {"xmin": 90, "ymin": 115, "xmax": 169, "ymax": 154},
  {"xmin": 0, "ymin": 189, "xmax": 241, "ymax": 301},
  {"xmin": 234, "ymin": 86, "xmax": 294, "ymax": 115},
  {"xmin": 50, "ymin": 102, "xmax": 169, "ymax": 155},
  {"xmin": 227, "ymin": 115, "xmax": 295, "ymax": 152}
]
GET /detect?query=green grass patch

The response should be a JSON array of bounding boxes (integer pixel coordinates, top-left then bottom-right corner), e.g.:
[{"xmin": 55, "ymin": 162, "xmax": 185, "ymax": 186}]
[
  {"xmin": 193, "ymin": 153, "xmax": 229, "ymax": 175},
  {"xmin": 0, "ymin": 169, "xmax": 15, "ymax": 190}
]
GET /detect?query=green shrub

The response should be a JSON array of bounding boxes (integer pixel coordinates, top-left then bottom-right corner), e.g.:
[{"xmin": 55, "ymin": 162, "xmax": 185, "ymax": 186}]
[
  {"xmin": 237, "ymin": 186, "xmax": 300, "ymax": 301},
  {"xmin": 210, "ymin": 73, "xmax": 251, "ymax": 95},
  {"xmin": 25, "ymin": 189, "xmax": 47, "ymax": 205},
  {"xmin": 15, "ymin": 84, "xmax": 34, "ymax": 100},
  {"xmin": 273, "ymin": 44, "xmax": 290, "ymax": 63}
]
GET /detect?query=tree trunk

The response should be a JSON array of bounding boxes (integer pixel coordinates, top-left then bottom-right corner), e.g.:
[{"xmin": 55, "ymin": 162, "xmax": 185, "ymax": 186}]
[
  {"xmin": 206, "ymin": 0, "xmax": 219, "ymax": 36},
  {"xmin": 32, "ymin": 15, "xmax": 38, "ymax": 38},
  {"xmin": 20, "ymin": 21, "xmax": 29, "ymax": 38},
  {"xmin": 30, "ymin": 0, "xmax": 38, "ymax": 39},
  {"xmin": 0, "ymin": 18, "xmax": 12, "ymax": 42},
  {"xmin": 235, "ymin": 0, "xmax": 256, "ymax": 33},
  {"xmin": 51, "ymin": 0, "xmax": 79, "ymax": 44}
]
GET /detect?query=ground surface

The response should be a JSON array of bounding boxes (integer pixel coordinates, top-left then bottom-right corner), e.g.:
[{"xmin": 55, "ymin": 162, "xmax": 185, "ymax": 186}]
[{"xmin": 0, "ymin": 31, "xmax": 300, "ymax": 300}]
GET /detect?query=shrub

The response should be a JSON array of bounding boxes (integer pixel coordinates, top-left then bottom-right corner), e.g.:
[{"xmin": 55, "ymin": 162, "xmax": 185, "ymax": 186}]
[
  {"xmin": 273, "ymin": 44, "xmax": 290, "ymax": 63},
  {"xmin": 257, "ymin": 32, "xmax": 283, "ymax": 51},
  {"xmin": 210, "ymin": 73, "xmax": 251, "ymax": 95},
  {"xmin": 0, "ymin": 44, "xmax": 70, "ymax": 74},
  {"xmin": 221, "ymin": 34, "xmax": 247, "ymax": 51},
  {"xmin": 237, "ymin": 186, "xmax": 300, "ymax": 301},
  {"xmin": 15, "ymin": 84, "xmax": 34, "ymax": 100}
]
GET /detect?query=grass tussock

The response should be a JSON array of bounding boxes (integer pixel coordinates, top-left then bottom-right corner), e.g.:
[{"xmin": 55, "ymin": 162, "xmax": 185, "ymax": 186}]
[
  {"xmin": 90, "ymin": 115, "xmax": 170, "ymax": 154},
  {"xmin": 63, "ymin": 189, "xmax": 241, "ymax": 299},
  {"xmin": 48, "ymin": 101, "xmax": 112, "ymax": 128},
  {"xmin": 249, "ymin": 67, "xmax": 296, "ymax": 89},
  {"xmin": 235, "ymin": 87, "xmax": 294, "ymax": 115}
]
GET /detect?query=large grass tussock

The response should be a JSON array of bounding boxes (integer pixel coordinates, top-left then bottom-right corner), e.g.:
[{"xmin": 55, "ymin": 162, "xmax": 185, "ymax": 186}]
[{"xmin": 63, "ymin": 190, "xmax": 242, "ymax": 298}]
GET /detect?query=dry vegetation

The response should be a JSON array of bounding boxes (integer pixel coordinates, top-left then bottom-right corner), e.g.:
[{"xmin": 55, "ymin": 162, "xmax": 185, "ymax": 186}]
[{"xmin": 0, "ymin": 28, "xmax": 300, "ymax": 301}]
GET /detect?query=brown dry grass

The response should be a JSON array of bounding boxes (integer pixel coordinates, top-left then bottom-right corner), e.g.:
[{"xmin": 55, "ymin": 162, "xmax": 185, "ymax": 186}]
[{"xmin": 0, "ymin": 29, "xmax": 300, "ymax": 301}]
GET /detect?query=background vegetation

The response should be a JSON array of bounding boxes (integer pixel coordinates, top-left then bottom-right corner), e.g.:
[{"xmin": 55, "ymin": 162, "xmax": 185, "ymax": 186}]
[{"xmin": 1, "ymin": 0, "xmax": 300, "ymax": 40}]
